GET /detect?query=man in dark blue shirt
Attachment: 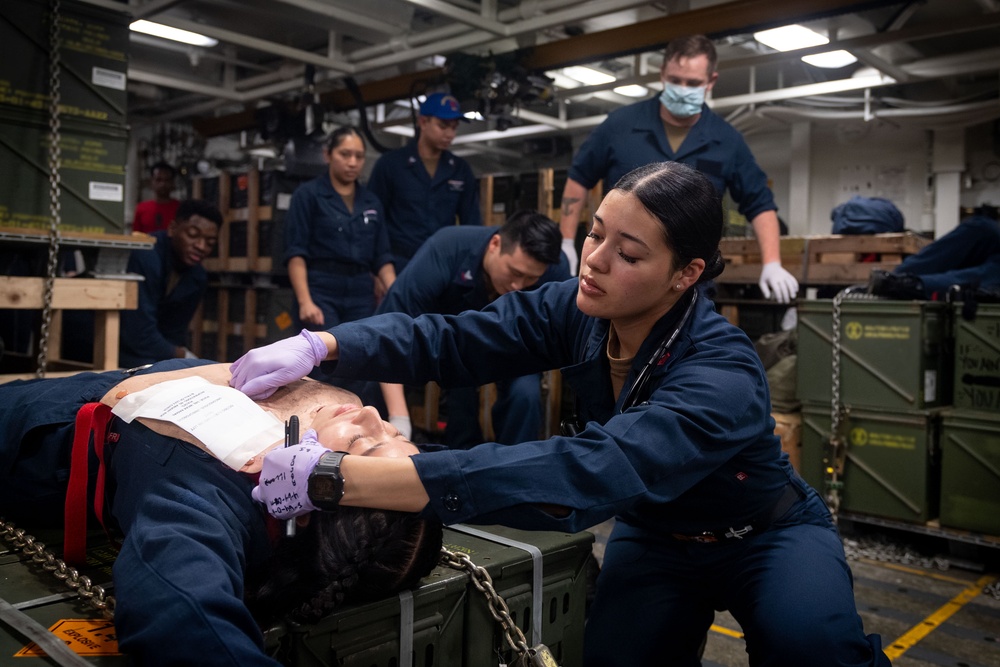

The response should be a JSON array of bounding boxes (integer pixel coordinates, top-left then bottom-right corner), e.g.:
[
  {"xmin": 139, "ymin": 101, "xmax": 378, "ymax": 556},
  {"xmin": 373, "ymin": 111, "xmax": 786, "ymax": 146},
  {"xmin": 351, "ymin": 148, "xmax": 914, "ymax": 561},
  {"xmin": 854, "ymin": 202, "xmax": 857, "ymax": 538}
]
[
  {"xmin": 368, "ymin": 93, "xmax": 482, "ymax": 273},
  {"xmin": 559, "ymin": 35, "xmax": 799, "ymax": 304},
  {"xmin": 377, "ymin": 210, "xmax": 569, "ymax": 447},
  {"xmin": 120, "ymin": 199, "xmax": 222, "ymax": 367}
]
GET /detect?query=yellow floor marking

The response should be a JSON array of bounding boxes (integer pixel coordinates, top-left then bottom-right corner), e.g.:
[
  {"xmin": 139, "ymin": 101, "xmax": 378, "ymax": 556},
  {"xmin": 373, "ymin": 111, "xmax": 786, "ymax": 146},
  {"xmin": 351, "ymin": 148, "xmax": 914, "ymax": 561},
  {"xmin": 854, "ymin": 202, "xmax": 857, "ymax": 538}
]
[
  {"xmin": 863, "ymin": 559, "xmax": 978, "ymax": 586},
  {"xmin": 884, "ymin": 573, "xmax": 998, "ymax": 660},
  {"xmin": 710, "ymin": 624, "xmax": 744, "ymax": 639}
]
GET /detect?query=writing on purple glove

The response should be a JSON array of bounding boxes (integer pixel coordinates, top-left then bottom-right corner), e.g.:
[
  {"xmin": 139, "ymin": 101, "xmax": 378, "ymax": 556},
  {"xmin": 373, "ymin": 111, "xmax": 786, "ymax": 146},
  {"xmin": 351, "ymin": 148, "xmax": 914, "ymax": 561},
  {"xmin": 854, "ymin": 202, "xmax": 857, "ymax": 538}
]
[
  {"xmin": 230, "ymin": 329, "xmax": 328, "ymax": 400},
  {"xmin": 251, "ymin": 433, "xmax": 327, "ymax": 520}
]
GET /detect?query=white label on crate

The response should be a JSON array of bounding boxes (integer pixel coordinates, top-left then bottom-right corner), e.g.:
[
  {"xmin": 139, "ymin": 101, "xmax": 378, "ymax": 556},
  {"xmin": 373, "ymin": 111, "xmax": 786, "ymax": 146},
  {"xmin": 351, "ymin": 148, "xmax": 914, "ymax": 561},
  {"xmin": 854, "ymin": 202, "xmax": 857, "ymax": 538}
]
[
  {"xmin": 89, "ymin": 182, "xmax": 123, "ymax": 202},
  {"xmin": 92, "ymin": 67, "xmax": 127, "ymax": 91},
  {"xmin": 276, "ymin": 193, "xmax": 292, "ymax": 210},
  {"xmin": 924, "ymin": 370, "xmax": 937, "ymax": 403}
]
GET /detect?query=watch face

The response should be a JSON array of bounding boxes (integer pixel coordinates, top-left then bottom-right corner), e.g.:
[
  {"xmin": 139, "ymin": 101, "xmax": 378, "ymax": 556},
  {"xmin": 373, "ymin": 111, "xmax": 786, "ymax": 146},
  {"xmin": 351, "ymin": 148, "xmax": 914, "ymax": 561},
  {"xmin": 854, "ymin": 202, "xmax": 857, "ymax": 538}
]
[
  {"xmin": 309, "ymin": 452, "xmax": 346, "ymax": 510},
  {"xmin": 310, "ymin": 474, "xmax": 340, "ymax": 501}
]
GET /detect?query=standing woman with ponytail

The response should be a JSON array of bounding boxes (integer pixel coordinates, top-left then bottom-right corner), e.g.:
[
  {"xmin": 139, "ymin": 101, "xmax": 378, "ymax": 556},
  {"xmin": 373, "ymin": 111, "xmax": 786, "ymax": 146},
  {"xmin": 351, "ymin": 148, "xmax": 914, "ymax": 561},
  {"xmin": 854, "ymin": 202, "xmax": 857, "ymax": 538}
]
[
  {"xmin": 236, "ymin": 161, "xmax": 890, "ymax": 667},
  {"xmin": 285, "ymin": 126, "xmax": 395, "ymax": 333}
]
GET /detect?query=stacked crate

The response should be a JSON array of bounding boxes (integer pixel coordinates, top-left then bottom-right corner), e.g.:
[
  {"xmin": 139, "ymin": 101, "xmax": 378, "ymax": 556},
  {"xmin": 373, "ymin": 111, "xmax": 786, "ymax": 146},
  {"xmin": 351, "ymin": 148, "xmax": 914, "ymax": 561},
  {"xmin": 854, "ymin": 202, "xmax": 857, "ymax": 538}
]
[
  {"xmin": 796, "ymin": 299, "xmax": 951, "ymax": 523},
  {"xmin": 189, "ymin": 168, "xmax": 307, "ymax": 361},
  {"xmin": 938, "ymin": 304, "xmax": 1000, "ymax": 535},
  {"xmin": 0, "ymin": 0, "xmax": 129, "ymax": 234}
]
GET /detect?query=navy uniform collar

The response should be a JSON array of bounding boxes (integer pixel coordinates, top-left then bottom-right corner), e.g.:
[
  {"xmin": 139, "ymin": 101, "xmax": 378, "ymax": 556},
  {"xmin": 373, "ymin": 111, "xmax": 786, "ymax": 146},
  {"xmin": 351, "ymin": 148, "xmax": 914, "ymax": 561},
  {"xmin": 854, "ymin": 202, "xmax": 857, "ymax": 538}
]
[{"xmin": 634, "ymin": 97, "xmax": 721, "ymax": 160}]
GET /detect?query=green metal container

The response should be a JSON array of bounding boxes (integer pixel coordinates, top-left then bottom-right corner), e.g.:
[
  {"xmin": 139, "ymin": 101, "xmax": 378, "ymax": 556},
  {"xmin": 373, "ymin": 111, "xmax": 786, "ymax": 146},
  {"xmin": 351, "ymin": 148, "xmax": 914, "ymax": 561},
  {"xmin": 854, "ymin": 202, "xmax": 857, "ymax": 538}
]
[
  {"xmin": 0, "ymin": 529, "xmax": 127, "ymax": 664},
  {"xmin": 939, "ymin": 409, "xmax": 1000, "ymax": 536},
  {"xmin": 0, "ymin": 107, "xmax": 126, "ymax": 233},
  {"xmin": 797, "ymin": 299, "xmax": 951, "ymax": 411},
  {"xmin": 0, "ymin": 0, "xmax": 129, "ymax": 125},
  {"xmin": 800, "ymin": 402, "xmax": 940, "ymax": 523},
  {"xmin": 269, "ymin": 525, "xmax": 594, "ymax": 667},
  {"xmin": 952, "ymin": 304, "xmax": 1000, "ymax": 412}
]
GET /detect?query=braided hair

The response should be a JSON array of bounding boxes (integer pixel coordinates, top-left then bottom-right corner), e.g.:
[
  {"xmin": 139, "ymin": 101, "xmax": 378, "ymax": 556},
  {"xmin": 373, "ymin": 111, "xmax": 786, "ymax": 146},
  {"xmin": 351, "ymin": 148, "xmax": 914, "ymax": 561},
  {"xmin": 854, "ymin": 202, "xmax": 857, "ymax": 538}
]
[{"xmin": 246, "ymin": 507, "xmax": 443, "ymax": 624}]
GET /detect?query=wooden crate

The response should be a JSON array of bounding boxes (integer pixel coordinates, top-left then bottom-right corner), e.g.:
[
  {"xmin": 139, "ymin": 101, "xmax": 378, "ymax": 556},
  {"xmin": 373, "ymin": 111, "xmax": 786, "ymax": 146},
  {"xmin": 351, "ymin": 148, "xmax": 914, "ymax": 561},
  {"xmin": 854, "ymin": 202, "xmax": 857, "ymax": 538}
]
[
  {"xmin": 773, "ymin": 411, "xmax": 802, "ymax": 475},
  {"xmin": 719, "ymin": 232, "xmax": 931, "ymax": 286}
]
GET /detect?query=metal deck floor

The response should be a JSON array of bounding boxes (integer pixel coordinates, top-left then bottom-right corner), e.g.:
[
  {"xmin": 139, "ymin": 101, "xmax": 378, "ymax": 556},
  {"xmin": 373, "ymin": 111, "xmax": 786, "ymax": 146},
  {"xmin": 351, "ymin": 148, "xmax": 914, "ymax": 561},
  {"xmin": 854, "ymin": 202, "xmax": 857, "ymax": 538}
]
[{"xmin": 589, "ymin": 519, "xmax": 1000, "ymax": 666}]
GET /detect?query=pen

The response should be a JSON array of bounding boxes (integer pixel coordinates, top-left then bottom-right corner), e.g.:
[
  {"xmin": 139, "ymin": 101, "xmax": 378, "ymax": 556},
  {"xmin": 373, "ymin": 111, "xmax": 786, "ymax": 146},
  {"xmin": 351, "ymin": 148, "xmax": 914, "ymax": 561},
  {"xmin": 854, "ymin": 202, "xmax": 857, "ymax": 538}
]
[{"xmin": 285, "ymin": 415, "xmax": 299, "ymax": 537}]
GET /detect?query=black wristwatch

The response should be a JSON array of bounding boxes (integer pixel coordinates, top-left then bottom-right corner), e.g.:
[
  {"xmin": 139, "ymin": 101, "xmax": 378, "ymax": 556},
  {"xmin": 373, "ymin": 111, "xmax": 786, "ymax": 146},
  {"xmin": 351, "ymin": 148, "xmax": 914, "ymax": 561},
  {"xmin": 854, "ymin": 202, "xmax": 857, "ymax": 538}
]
[{"xmin": 308, "ymin": 451, "xmax": 348, "ymax": 511}]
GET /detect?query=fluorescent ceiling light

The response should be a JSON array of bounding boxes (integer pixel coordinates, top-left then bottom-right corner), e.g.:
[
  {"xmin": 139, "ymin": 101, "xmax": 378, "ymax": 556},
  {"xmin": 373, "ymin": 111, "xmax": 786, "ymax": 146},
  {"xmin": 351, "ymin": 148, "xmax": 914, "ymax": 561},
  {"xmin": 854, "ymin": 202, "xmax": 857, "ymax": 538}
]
[
  {"xmin": 802, "ymin": 50, "xmax": 858, "ymax": 68},
  {"xmin": 753, "ymin": 25, "xmax": 829, "ymax": 51},
  {"xmin": 562, "ymin": 66, "xmax": 616, "ymax": 86},
  {"xmin": 464, "ymin": 111, "xmax": 484, "ymax": 120},
  {"xmin": 754, "ymin": 24, "xmax": 858, "ymax": 69},
  {"xmin": 130, "ymin": 20, "xmax": 218, "ymax": 47},
  {"xmin": 613, "ymin": 84, "xmax": 648, "ymax": 98}
]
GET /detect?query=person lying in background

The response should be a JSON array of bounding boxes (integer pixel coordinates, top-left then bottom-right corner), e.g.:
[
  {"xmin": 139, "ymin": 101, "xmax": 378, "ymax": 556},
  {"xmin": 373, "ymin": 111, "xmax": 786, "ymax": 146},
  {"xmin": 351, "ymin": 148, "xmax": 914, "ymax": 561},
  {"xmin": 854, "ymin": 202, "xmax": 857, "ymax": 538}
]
[
  {"xmin": 867, "ymin": 206, "xmax": 999, "ymax": 300},
  {"xmin": 0, "ymin": 359, "xmax": 441, "ymax": 667}
]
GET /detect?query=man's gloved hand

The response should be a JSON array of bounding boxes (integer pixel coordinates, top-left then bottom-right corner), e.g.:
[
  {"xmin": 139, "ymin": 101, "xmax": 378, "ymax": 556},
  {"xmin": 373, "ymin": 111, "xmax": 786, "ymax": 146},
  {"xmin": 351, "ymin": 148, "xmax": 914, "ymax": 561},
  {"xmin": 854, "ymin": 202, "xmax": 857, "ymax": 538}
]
[
  {"xmin": 389, "ymin": 415, "xmax": 412, "ymax": 440},
  {"xmin": 561, "ymin": 238, "xmax": 579, "ymax": 276},
  {"xmin": 251, "ymin": 431, "xmax": 326, "ymax": 520},
  {"xmin": 230, "ymin": 329, "xmax": 327, "ymax": 400},
  {"xmin": 759, "ymin": 262, "xmax": 799, "ymax": 304}
]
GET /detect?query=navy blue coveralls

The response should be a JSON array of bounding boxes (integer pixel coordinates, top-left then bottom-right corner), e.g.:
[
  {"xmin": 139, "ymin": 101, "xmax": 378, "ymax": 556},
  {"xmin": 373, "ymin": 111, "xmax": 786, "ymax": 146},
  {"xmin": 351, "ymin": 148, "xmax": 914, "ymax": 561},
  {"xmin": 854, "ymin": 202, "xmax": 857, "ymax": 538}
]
[
  {"xmin": 377, "ymin": 225, "xmax": 570, "ymax": 447},
  {"xmin": 0, "ymin": 360, "xmax": 280, "ymax": 666},
  {"xmin": 284, "ymin": 174, "xmax": 393, "ymax": 330},
  {"xmin": 367, "ymin": 140, "xmax": 482, "ymax": 272},
  {"xmin": 569, "ymin": 97, "xmax": 776, "ymax": 222},
  {"xmin": 120, "ymin": 231, "xmax": 206, "ymax": 368},
  {"xmin": 324, "ymin": 279, "xmax": 890, "ymax": 667},
  {"xmin": 895, "ymin": 213, "xmax": 1000, "ymax": 295}
]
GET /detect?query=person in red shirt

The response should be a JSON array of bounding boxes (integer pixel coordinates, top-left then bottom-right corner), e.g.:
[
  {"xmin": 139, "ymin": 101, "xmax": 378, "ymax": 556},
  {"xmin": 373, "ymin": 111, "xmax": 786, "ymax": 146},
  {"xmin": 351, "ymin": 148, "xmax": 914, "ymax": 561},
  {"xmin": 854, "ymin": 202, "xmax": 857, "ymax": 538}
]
[{"xmin": 133, "ymin": 162, "xmax": 180, "ymax": 234}]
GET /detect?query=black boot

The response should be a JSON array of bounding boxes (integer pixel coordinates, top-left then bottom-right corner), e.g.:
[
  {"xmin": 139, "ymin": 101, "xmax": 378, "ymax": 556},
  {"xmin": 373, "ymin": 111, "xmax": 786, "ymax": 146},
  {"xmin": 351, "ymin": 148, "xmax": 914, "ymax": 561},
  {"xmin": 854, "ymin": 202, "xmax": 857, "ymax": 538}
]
[{"xmin": 867, "ymin": 269, "xmax": 926, "ymax": 300}]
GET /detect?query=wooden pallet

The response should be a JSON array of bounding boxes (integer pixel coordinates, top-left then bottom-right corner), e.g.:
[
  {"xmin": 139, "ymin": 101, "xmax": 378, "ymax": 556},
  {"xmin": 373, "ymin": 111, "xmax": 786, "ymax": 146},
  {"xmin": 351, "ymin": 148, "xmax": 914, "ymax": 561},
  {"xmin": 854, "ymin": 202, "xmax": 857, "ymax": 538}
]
[{"xmin": 719, "ymin": 232, "xmax": 931, "ymax": 285}]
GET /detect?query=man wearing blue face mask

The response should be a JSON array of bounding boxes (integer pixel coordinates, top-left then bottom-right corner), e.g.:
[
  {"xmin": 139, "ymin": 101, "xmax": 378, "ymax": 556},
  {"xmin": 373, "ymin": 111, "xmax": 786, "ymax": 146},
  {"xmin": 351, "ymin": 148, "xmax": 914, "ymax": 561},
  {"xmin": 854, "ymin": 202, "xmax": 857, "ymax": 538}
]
[{"xmin": 559, "ymin": 35, "xmax": 799, "ymax": 305}]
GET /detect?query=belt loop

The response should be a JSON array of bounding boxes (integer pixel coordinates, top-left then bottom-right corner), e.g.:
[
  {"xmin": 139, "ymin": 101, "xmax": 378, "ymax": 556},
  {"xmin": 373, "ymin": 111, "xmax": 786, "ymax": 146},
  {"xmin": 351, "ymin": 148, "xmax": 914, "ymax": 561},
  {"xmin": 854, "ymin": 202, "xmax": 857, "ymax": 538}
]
[{"xmin": 64, "ymin": 403, "xmax": 112, "ymax": 565}]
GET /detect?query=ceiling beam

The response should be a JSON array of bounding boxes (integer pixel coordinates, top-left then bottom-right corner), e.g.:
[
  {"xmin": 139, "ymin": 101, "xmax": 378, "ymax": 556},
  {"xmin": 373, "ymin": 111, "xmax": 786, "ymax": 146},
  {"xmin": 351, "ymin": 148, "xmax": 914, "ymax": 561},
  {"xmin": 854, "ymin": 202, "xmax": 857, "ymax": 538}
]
[
  {"xmin": 520, "ymin": 0, "xmax": 898, "ymax": 70},
  {"xmin": 191, "ymin": 0, "xmax": 899, "ymax": 136},
  {"xmin": 396, "ymin": 0, "xmax": 508, "ymax": 35}
]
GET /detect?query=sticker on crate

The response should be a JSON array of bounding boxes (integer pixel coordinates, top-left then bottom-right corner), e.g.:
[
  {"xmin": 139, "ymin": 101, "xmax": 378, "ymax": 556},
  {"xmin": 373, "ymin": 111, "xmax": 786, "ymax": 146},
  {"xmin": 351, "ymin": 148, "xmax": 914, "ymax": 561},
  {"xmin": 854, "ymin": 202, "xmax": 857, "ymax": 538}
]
[{"xmin": 15, "ymin": 619, "xmax": 122, "ymax": 657}]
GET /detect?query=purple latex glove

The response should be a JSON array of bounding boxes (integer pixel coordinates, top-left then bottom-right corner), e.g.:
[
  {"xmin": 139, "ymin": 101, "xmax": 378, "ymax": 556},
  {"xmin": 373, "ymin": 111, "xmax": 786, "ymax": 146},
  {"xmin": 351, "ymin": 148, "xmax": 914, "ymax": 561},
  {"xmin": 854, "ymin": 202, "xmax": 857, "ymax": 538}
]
[
  {"xmin": 251, "ymin": 429, "xmax": 325, "ymax": 520},
  {"xmin": 230, "ymin": 329, "xmax": 328, "ymax": 400}
]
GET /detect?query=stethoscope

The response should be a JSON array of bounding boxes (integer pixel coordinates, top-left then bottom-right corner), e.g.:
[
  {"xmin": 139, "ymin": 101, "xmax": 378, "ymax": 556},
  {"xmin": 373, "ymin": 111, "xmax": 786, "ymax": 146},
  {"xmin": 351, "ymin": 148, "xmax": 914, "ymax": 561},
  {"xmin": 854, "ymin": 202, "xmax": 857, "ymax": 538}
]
[
  {"xmin": 561, "ymin": 287, "xmax": 700, "ymax": 436},
  {"xmin": 618, "ymin": 287, "xmax": 699, "ymax": 412}
]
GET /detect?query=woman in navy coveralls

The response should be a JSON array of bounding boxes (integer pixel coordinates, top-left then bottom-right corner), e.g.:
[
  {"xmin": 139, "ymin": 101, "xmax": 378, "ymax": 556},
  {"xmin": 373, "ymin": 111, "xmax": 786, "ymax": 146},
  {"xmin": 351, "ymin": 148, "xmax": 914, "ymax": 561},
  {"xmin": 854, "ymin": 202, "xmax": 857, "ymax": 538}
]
[
  {"xmin": 235, "ymin": 162, "xmax": 892, "ymax": 666},
  {"xmin": 285, "ymin": 126, "xmax": 396, "ymax": 332}
]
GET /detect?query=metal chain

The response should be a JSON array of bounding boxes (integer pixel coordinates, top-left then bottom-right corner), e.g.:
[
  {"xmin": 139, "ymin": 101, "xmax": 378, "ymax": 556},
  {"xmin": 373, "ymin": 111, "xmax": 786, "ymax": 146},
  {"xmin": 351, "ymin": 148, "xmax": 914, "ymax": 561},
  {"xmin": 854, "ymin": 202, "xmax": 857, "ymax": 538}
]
[
  {"xmin": 984, "ymin": 580, "xmax": 1000, "ymax": 601},
  {"xmin": 440, "ymin": 546, "xmax": 532, "ymax": 660},
  {"xmin": 825, "ymin": 288, "xmax": 849, "ymax": 519},
  {"xmin": 0, "ymin": 517, "xmax": 116, "ymax": 619},
  {"xmin": 36, "ymin": 0, "xmax": 64, "ymax": 378}
]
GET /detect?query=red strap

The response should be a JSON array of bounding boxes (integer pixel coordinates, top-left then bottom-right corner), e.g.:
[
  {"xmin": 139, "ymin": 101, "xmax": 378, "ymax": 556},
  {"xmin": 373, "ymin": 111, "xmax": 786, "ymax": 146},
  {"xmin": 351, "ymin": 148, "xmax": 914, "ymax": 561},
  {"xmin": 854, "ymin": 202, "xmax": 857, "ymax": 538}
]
[{"xmin": 64, "ymin": 402, "xmax": 112, "ymax": 565}]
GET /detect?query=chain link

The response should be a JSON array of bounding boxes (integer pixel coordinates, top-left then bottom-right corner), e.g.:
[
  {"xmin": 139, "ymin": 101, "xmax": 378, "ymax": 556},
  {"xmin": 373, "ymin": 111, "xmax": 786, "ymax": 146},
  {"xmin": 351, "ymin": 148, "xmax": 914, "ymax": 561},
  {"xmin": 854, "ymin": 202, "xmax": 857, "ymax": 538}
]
[
  {"xmin": 0, "ymin": 517, "xmax": 116, "ymax": 618},
  {"xmin": 36, "ymin": 0, "xmax": 64, "ymax": 378},
  {"xmin": 440, "ymin": 547, "xmax": 532, "ymax": 660},
  {"xmin": 983, "ymin": 580, "xmax": 1000, "ymax": 601},
  {"xmin": 825, "ymin": 289, "xmax": 848, "ymax": 519}
]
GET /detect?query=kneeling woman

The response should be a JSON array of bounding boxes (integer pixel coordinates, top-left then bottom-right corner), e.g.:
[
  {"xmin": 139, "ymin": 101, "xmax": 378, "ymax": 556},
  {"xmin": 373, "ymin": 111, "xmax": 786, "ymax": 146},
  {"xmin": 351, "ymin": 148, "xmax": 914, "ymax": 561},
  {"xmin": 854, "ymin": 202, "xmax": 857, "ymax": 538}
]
[
  {"xmin": 0, "ymin": 360, "xmax": 441, "ymax": 667},
  {"xmin": 233, "ymin": 161, "xmax": 891, "ymax": 667}
]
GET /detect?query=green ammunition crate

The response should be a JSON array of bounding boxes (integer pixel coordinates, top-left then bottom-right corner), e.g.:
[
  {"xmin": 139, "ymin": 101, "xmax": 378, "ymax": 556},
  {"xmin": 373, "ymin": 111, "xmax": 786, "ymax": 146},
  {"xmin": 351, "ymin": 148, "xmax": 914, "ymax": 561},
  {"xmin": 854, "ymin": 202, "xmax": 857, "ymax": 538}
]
[
  {"xmin": 270, "ymin": 525, "xmax": 594, "ymax": 667},
  {"xmin": 0, "ymin": 0, "xmax": 129, "ymax": 125},
  {"xmin": 800, "ymin": 403, "xmax": 940, "ymax": 523},
  {"xmin": 797, "ymin": 299, "xmax": 951, "ymax": 411},
  {"xmin": 939, "ymin": 409, "xmax": 1000, "ymax": 536},
  {"xmin": 952, "ymin": 304, "xmax": 1000, "ymax": 412},
  {"xmin": 0, "ymin": 529, "xmax": 127, "ymax": 664},
  {"xmin": 0, "ymin": 107, "xmax": 126, "ymax": 234}
]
